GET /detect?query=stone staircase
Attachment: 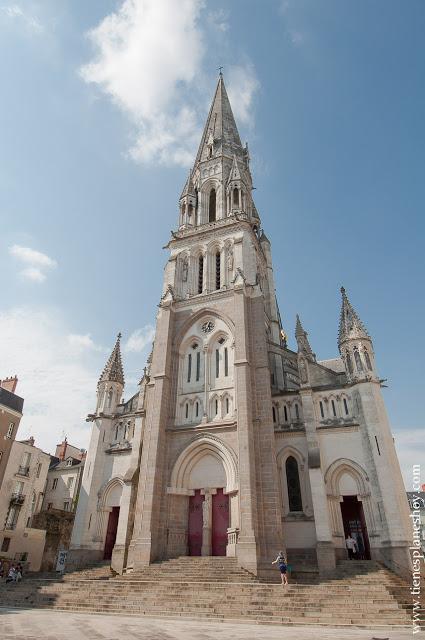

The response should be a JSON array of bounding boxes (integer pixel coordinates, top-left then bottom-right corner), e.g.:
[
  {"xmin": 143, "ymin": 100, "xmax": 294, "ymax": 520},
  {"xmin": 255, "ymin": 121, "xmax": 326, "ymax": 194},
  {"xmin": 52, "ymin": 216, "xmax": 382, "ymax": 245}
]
[{"xmin": 0, "ymin": 557, "xmax": 420, "ymax": 629}]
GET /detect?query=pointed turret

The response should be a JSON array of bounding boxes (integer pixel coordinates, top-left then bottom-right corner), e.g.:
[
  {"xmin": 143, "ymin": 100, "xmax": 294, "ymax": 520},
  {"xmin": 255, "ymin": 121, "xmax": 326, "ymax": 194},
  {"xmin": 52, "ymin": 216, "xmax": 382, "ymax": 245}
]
[
  {"xmin": 99, "ymin": 333, "xmax": 124, "ymax": 386},
  {"xmin": 194, "ymin": 73, "xmax": 243, "ymax": 166},
  {"xmin": 338, "ymin": 287, "xmax": 376, "ymax": 381},
  {"xmin": 295, "ymin": 315, "xmax": 316, "ymax": 361},
  {"xmin": 176, "ymin": 73, "xmax": 256, "ymax": 228},
  {"xmin": 338, "ymin": 287, "xmax": 370, "ymax": 347}
]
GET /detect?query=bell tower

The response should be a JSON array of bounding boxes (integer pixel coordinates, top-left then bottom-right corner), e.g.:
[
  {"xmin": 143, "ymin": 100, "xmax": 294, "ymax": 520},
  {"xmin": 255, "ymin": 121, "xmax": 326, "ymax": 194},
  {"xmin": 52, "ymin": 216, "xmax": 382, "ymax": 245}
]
[{"xmin": 128, "ymin": 74, "xmax": 284, "ymax": 577}]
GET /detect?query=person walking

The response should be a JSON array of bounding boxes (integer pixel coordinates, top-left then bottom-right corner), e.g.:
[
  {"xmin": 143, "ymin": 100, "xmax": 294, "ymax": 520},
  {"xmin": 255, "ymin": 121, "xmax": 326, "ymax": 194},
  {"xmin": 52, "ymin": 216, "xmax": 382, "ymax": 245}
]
[
  {"xmin": 272, "ymin": 550, "xmax": 288, "ymax": 587},
  {"xmin": 345, "ymin": 534, "xmax": 357, "ymax": 559}
]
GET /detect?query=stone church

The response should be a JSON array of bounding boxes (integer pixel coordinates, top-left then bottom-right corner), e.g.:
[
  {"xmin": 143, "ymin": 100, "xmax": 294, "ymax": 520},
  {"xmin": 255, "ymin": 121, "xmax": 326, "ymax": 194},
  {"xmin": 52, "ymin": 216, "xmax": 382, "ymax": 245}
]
[{"xmin": 69, "ymin": 74, "xmax": 411, "ymax": 578}]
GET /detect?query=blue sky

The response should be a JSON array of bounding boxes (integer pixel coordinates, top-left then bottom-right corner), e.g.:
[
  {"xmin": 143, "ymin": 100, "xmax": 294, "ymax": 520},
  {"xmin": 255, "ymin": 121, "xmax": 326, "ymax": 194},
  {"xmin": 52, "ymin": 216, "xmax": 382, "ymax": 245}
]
[{"xmin": 0, "ymin": 0, "xmax": 423, "ymax": 486}]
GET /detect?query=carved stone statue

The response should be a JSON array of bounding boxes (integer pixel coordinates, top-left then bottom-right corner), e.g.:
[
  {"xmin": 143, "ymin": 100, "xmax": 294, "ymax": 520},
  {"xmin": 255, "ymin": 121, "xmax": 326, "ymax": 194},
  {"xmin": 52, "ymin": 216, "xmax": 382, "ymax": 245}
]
[
  {"xmin": 182, "ymin": 257, "xmax": 189, "ymax": 282},
  {"xmin": 202, "ymin": 495, "xmax": 211, "ymax": 528},
  {"xmin": 227, "ymin": 247, "xmax": 234, "ymax": 271}
]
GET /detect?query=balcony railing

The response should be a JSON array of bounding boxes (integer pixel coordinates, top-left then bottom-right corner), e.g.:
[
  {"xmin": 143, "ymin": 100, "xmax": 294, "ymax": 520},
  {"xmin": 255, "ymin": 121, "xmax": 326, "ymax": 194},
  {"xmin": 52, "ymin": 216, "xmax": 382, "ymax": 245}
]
[
  {"xmin": 16, "ymin": 466, "xmax": 29, "ymax": 477},
  {"xmin": 10, "ymin": 493, "xmax": 25, "ymax": 505}
]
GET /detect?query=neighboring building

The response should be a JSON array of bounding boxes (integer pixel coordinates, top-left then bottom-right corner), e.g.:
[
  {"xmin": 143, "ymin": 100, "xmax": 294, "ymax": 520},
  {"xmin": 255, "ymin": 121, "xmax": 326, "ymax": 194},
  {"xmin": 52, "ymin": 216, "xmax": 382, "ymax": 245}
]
[
  {"xmin": 0, "ymin": 437, "xmax": 50, "ymax": 570},
  {"xmin": 42, "ymin": 439, "xmax": 85, "ymax": 513},
  {"xmin": 0, "ymin": 376, "xmax": 24, "ymax": 487},
  {"xmin": 69, "ymin": 74, "xmax": 412, "ymax": 579},
  {"xmin": 407, "ymin": 492, "xmax": 425, "ymax": 553}
]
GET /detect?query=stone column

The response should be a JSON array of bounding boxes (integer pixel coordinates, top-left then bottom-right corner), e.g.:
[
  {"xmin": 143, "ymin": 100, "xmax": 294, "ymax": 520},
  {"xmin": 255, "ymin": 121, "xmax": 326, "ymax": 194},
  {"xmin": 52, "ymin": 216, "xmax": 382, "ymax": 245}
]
[
  {"xmin": 111, "ymin": 481, "xmax": 132, "ymax": 574},
  {"xmin": 300, "ymin": 389, "xmax": 336, "ymax": 573},
  {"xmin": 201, "ymin": 491, "xmax": 213, "ymax": 556}
]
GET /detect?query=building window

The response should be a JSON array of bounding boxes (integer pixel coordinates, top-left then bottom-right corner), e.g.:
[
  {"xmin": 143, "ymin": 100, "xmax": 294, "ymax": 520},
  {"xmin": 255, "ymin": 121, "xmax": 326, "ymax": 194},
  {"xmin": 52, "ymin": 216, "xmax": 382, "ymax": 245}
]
[
  {"xmin": 364, "ymin": 349, "xmax": 373, "ymax": 371},
  {"xmin": 36, "ymin": 463, "xmax": 42, "ymax": 478},
  {"xmin": 375, "ymin": 435, "xmax": 381, "ymax": 456},
  {"xmin": 215, "ymin": 251, "xmax": 221, "ymax": 289},
  {"xmin": 331, "ymin": 400, "xmax": 336, "ymax": 417},
  {"xmin": 233, "ymin": 187, "xmax": 239, "ymax": 207},
  {"xmin": 198, "ymin": 255, "xmax": 204, "ymax": 294},
  {"xmin": 185, "ymin": 403, "xmax": 189, "ymax": 419},
  {"xmin": 354, "ymin": 349, "xmax": 363, "ymax": 372},
  {"xmin": 283, "ymin": 406, "xmax": 288, "ymax": 422},
  {"xmin": 88, "ymin": 514, "xmax": 92, "ymax": 530},
  {"xmin": 346, "ymin": 351, "xmax": 353, "ymax": 374},
  {"xmin": 187, "ymin": 353, "xmax": 192, "ymax": 383},
  {"xmin": 343, "ymin": 398, "xmax": 349, "ymax": 415},
  {"xmin": 272, "ymin": 406, "xmax": 277, "ymax": 423},
  {"xmin": 295, "ymin": 404, "xmax": 300, "ymax": 420},
  {"xmin": 6, "ymin": 423, "xmax": 15, "ymax": 438},
  {"xmin": 195, "ymin": 402, "xmax": 199, "ymax": 417},
  {"xmin": 286, "ymin": 456, "xmax": 303, "ymax": 512},
  {"xmin": 209, "ymin": 188, "xmax": 216, "ymax": 222},
  {"xmin": 52, "ymin": 478, "xmax": 58, "ymax": 490},
  {"xmin": 67, "ymin": 477, "xmax": 74, "ymax": 489},
  {"xmin": 196, "ymin": 351, "xmax": 201, "ymax": 381},
  {"xmin": 224, "ymin": 348, "xmax": 228, "ymax": 377},
  {"xmin": 63, "ymin": 502, "xmax": 69, "ymax": 511},
  {"xmin": 215, "ymin": 349, "xmax": 219, "ymax": 378},
  {"xmin": 226, "ymin": 397, "xmax": 229, "ymax": 414},
  {"xmin": 1, "ymin": 538, "xmax": 10, "ymax": 552},
  {"xmin": 47, "ymin": 503, "xmax": 53, "ymax": 510},
  {"xmin": 319, "ymin": 401, "xmax": 324, "ymax": 419},
  {"xmin": 215, "ymin": 399, "xmax": 218, "ymax": 416},
  {"xmin": 66, "ymin": 458, "xmax": 73, "ymax": 467}
]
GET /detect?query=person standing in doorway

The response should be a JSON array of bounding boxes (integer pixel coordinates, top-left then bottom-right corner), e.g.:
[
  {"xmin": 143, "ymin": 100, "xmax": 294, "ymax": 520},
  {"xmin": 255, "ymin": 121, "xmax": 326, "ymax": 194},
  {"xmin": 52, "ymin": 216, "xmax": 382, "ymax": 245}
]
[
  {"xmin": 272, "ymin": 550, "xmax": 288, "ymax": 587},
  {"xmin": 345, "ymin": 534, "xmax": 357, "ymax": 559}
]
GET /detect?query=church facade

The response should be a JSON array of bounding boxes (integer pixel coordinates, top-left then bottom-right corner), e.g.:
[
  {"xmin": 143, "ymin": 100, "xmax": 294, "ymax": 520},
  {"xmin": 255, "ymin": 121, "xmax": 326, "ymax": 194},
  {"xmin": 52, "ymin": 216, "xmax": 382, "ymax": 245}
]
[{"xmin": 69, "ymin": 75, "xmax": 411, "ymax": 578}]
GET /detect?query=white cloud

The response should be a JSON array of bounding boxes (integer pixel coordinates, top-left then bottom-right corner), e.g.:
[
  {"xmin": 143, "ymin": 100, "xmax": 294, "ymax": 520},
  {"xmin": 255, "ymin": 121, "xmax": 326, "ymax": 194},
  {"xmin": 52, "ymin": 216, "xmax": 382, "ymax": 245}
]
[
  {"xmin": 393, "ymin": 428, "xmax": 425, "ymax": 490},
  {"xmin": 124, "ymin": 325, "xmax": 155, "ymax": 353},
  {"xmin": 80, "ymin": 0, "xmax": 259, "ymax": 167},
  {"xmin": 0, "ymin": 4, "xmax": 43, "ymax": 33},
  {"xmin": 207, "ymin": 9, "xmax": 229, "ymax": 33},
  {"xmin": 226, "ymin": 65, "xmax": 260, "ymax": 127},
  {"xmin": 0, "ymin": 307, "xmax": 100, "ymax": 453},
  {"xmin": 9, "ymin": 244, "xmax": 57, "ymax": 283},
  {"xmin": 67, "ymin": 333, "xmax": 104, "ymax": 353}
]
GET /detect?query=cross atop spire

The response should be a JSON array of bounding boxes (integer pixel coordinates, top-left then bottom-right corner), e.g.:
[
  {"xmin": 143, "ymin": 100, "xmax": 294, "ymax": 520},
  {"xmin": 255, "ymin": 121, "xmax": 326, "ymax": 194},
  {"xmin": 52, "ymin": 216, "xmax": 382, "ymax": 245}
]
[
  {"xmin": 193, "ymin": 73, "xmax": 243, "ymax": 168},
  {"xmin": 98, "ymin": 333, "xmax": 124, "ymax": 386},
  {"xmin": 295, "ymin": 314, "xmax": 315, "ymax": 361},
  {"xmin": 338, "ymin": 287, "xmax": 370, "ymax": 347}
]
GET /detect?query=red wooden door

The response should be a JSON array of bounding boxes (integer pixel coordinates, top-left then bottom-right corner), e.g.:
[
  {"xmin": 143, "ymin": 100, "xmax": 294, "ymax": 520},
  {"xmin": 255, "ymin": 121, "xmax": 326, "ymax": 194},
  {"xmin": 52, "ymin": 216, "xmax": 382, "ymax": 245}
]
[
  {"xmin": 103, "ymin": 506, "xmax": 120, "ymax": 560},
  {"xmin": 188, "ymin": 490, "xmax": 204, "ymax": 556},
  {"xmin": 212, "ymin": 489, "xmax": 229, "ymax": 556}
]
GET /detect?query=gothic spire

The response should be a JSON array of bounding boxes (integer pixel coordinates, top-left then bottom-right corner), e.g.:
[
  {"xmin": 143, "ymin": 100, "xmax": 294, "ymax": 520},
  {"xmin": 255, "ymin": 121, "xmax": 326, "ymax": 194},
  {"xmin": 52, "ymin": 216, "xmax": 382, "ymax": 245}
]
[
  {"xmin": 338, "ymin": 287, "xmax": 370, "ymax": 348},
  {"xmin": 295, "ymin": 314, "xmax": 315, "ymax": 361},
  {"xmin": 194, "ymin": 73, "xmax": 244, "ymax": 168},
  {"xmin": 98, "ymin": 333, "xmax": 124, "ymax": 386},
  {"xmin": 180, "ymin": 171, "xmax": 196, "ymax": 199}
]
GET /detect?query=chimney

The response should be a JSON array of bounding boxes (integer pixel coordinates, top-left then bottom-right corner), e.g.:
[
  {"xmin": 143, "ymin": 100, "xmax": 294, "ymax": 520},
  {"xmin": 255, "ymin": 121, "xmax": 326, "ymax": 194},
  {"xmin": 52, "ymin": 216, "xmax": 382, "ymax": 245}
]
[
  {"xmin": 0, "ymin": 376, "xmax": 18, "ymax": 393},
  {"xmin": 55, "ymin": 438, "xmax": 68, "ymax": 461}
]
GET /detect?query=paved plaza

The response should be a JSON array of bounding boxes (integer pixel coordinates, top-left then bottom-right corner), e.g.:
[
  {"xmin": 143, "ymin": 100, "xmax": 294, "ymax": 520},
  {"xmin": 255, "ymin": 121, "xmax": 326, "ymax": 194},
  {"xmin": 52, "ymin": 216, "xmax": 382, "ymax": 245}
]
[{"xmin": 0, "ymin": 608, "xmax": 413, "ymax": 640}]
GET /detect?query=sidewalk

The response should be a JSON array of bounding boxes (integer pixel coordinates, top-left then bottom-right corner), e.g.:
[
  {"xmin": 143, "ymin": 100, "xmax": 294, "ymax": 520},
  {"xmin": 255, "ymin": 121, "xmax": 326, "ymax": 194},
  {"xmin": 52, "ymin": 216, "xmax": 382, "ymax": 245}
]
[{"xmin": 0, "ymin": 608, "xmax": 413, "ymax": 640}]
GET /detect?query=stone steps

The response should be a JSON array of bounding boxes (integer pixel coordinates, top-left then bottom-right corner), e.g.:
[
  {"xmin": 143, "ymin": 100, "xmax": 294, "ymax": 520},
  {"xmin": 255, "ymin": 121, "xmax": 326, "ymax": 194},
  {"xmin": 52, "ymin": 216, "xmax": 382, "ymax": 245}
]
[{"xmin": 0, "ymin": 557, "xmax": 417, "ymax": 628}]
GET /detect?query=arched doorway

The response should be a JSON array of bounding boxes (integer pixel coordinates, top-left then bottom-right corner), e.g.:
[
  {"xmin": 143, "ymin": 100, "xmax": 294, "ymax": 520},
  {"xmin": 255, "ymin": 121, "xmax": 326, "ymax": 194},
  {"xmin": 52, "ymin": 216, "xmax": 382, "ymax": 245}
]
[
  {"xmin": 100, "ymin": 479, "xmax": 123, "ymax": 560},
  {"xmin": 168, "ymin": 436, "xmax": 237, "ymax": 557},
  {"xmin": 340, "ymin": 495, "xmax": 370, "ymax": 560}
]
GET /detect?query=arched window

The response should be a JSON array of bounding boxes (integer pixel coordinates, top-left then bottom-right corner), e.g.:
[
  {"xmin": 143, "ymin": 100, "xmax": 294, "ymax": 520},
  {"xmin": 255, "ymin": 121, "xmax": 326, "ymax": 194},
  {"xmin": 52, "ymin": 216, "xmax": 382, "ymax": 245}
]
[
  {"xmin": 346, "ymin": 351, "xmax": 353, "ymax": 374},
  {"xmin": 343, "ymin": 398, "xmax": 349, "ymax": 415},
  {"xmin": 196, "ymin": 351, "xmax": 201, "ymax": 381},
  {"xmin": 354, "ymin": 349, "xmax": 363, "ymax": 372},
  {"xmin": 198, "ymin": 255, "xmax": 204, "ymax": 294},
  {"xmin": 319, "ymin": 401, "xmax": 324, "ymax": 419},
  {"xmin": 272, "ymin": 406, "xmax": 277, "ymax": 423},
  {"xmin": 107, "ymin": 389, "xmax": 113, "ymax": 408},
  {"xmin": 226, "ymin": 397, "xmax": 229, "ymax": 414},
  {"xmin": 283, "ymin": 405, "xmax": 288, "ymax": 422},
  {"xmin": 115, "ymin": 424, "xmax": 119, "ymax": 440},
  {"xmin": 364, "ymin": 349, "xmax": 372, "ymax": 371},
  {"xmin": 295, "ymin": 403, "xmax": 300, "ymax": 420},
  {"xmin": 215, "ymin": 349, "xmax": 219, "ymax": 377},
  {"xmin": 185, "ymin": 403, "xmax": 189, "ymax": 419},
  {"xmin": 209, "ymin": 189, "xmax": 216, "ymax": 222},
  {"xmin": 233, "ymin": 187, "xmax": 239, "ymax": 207},
  {"xmin": 215, "ymin": 251, "xmax": 221, "ymax": 289},
  {"xmin": 224, "ymin": 347, "xmax": 228, "ymax": 376},
  {"xmin": 188, "ymin": 203, "xmax": 193, "ymax": 218},
  {"xmin": 215, "ymin": 399, "xmax": 218, "ymax": 416},
  {"xmin": 331, "ymin": 399, "xmax": 337, "ymax": 417},
  {"xmin": 187, "ymin": 353, "xmax": 192, "ymax": 383},
  {"xmin": 195, "ymin": 401, "xmax": 199, "ymax": 417},
  {"xmin": 286, "ymin": 456, "xmax": 303, "ymax": 512}
]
